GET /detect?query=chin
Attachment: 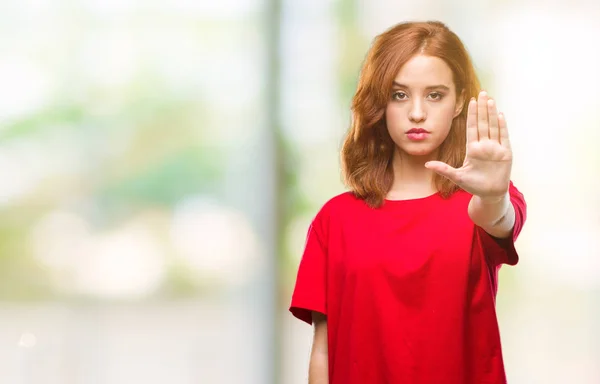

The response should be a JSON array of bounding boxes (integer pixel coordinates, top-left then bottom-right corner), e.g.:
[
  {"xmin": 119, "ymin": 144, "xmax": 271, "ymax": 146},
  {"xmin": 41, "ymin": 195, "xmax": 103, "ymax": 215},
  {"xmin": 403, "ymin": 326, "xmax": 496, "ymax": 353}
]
[{"xmin": 399, "ymin": 143, "xmax": 438, "ymax": 157}]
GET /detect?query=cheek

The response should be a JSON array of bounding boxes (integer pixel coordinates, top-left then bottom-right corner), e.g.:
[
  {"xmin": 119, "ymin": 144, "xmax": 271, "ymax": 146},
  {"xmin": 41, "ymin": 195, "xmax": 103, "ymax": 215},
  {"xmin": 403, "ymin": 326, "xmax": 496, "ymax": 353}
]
[
  {"xmin": 385, "ymin": 104, "xmax": 404, "ymax": 126},
  {"xmin": 434, "ymin": 106, "xmax": 458, "ymax": 129}
]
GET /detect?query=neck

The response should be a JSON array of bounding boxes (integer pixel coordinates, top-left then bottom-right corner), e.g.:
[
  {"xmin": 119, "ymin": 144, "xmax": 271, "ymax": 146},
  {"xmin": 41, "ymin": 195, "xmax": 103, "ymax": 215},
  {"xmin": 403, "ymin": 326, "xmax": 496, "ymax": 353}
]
[{"xmin": 387, "ymin": 147, "xmax": 438, "ymax": 199}]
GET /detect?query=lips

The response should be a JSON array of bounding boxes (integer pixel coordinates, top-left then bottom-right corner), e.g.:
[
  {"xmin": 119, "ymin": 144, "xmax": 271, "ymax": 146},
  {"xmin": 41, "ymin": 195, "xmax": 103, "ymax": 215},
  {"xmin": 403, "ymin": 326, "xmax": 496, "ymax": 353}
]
[
  {"xmin": 406, "ymin": 128, "xmax": 429, "ymax": 134},
  {"xmin": 406, "ymin": 128, "xmax": 429, "ymax": 141}
]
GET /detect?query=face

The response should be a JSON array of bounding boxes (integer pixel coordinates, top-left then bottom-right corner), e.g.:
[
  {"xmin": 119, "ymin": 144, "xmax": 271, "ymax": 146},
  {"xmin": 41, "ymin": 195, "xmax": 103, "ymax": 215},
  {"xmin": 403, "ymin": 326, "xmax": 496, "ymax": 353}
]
[{"xmin": 385, "ymin": 54, "xmax": 464, "ymax": 158}]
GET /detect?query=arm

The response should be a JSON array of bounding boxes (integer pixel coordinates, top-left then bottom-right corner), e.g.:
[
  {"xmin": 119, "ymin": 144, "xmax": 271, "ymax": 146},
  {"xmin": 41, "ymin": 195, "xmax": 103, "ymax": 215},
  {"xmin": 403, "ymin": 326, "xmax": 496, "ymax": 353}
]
[
  {"xmin": 425, "ymin": 92, "xmax": 518, "ymax": 241},
  {"xmin": 468, "ymin": 192, "xmax": 515, "ymax": 239},
  {"xmin": 309, "ymin": 311, "xmax": 328, "ymax": 384}
]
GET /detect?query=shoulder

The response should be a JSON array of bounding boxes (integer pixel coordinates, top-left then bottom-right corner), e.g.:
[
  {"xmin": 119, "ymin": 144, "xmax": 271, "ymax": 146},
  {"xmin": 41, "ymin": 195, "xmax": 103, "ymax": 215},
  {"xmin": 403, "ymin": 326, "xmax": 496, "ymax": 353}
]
[
  {"xmin": 320, "ymin": 190, "xmax": 367, "ymax": 214},
  {"xmin": 322, "ymin": 191, "xmax": 363, "ymax": 210},
  {"xmin": 311, "ymin": 191, "xmax": 366, "ymax": 227}
]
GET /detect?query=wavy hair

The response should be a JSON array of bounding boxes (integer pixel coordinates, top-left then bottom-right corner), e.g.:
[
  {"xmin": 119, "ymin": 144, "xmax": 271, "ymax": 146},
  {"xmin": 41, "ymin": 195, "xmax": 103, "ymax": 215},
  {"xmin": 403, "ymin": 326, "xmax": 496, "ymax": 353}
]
[{"xmin": 341, "ymin": 21, "xmax": 481, "ymax": 208}]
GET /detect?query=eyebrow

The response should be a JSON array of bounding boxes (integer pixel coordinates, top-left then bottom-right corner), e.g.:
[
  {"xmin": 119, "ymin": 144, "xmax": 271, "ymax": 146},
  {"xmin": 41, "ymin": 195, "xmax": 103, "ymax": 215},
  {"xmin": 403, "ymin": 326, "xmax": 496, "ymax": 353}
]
[{"xmin": 392, "ymin": 81, "xmax": 451, "ymax": 91}]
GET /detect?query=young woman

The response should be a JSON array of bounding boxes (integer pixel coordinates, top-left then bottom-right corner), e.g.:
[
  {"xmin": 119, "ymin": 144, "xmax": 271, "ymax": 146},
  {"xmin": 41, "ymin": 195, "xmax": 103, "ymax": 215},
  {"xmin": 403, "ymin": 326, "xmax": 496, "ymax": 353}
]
[{"xmin": 289, "ymin": 21, "xmax": 527, "ymax": 384}]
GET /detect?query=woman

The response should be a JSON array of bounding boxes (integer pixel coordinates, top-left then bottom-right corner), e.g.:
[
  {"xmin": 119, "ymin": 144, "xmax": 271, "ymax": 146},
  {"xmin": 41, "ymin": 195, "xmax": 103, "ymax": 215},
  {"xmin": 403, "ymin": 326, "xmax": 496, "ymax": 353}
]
[{"xmin": 289, "ymin": 20, "xmax": 527, "ymax": 383}]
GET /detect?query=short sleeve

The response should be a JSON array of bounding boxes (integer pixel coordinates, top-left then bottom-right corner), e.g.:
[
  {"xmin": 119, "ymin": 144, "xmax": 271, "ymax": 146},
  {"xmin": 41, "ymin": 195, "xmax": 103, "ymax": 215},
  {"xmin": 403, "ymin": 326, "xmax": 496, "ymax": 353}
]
[
  {"xmin": 289, "ymin": 216, "xmax": 328, "ymax": 325},
  {"xmin": 477, "ymin": 181, "xmax": 527, "ymax": 266}
]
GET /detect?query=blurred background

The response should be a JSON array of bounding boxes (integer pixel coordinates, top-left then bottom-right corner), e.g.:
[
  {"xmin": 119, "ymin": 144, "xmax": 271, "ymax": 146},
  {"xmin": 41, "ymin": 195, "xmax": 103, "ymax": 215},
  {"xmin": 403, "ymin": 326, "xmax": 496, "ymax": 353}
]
[{"xmin": 0, "ymin": 0, "xmax": 598, "ymax": 383}]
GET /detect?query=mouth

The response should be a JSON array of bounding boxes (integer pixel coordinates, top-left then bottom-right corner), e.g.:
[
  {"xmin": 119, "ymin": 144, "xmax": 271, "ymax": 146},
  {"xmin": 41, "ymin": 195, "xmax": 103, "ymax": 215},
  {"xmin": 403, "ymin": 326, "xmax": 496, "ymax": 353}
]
[
  {"xmin": 406, "ymin": 128, "xmax": 429, "ymax": 134},
  {"xmin": 406, "ymin": 128, "xmax": 429, "ymax": 141}
]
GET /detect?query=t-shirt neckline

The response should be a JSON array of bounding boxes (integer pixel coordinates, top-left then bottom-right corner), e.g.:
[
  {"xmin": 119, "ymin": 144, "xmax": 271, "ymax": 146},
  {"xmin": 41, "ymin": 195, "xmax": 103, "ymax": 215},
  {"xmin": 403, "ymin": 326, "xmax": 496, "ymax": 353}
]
[{"xmin": 383, "ymin": 191, "xmax": 441, "ymax": 204}]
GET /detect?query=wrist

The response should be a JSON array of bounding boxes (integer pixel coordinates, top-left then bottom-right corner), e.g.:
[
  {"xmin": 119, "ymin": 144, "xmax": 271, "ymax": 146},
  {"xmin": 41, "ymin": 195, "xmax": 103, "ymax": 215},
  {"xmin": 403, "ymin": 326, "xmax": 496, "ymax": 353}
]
[
  {"xmin": 469, "ymin": 192, "xmax": 511, "ymax": 228},
  {"xmin": 475, "ymin": 191, "xmax": 509, "ymax": 205}
]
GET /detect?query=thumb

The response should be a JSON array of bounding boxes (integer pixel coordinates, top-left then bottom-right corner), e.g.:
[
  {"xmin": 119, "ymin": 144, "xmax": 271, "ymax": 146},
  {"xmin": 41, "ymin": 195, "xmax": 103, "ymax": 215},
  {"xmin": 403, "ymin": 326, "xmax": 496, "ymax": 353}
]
[{"xmin": 424, "ymin": 161, "xmax": 461, "ymax": 184}]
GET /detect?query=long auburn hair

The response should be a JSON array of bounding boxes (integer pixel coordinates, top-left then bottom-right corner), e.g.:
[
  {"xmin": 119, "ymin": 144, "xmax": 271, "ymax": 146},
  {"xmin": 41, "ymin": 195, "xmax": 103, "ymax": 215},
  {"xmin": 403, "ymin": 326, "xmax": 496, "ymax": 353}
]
[{"xmin": 341, "ymin": 21, "xmax": 481, "ymax": 208}]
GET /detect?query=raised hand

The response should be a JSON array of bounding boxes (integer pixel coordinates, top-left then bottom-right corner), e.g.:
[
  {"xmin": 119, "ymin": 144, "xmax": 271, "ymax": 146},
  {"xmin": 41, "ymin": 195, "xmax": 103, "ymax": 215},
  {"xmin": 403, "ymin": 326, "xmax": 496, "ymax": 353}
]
[{"xmin": 425, "ymin": 91, "xmax": 512, "ymax": 200}]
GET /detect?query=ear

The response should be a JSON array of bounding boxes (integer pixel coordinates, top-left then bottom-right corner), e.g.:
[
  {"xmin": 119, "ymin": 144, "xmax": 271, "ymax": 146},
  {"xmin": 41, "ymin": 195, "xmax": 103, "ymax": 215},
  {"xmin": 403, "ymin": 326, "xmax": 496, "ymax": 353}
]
[{"xmin": 453, "ymin": 89, "xmax": 466, "ymax": 118}]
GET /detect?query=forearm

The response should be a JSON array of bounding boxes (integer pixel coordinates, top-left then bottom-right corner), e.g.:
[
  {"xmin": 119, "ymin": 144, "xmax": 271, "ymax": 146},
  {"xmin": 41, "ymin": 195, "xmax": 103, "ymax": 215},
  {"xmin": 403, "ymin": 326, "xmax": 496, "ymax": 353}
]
[
  {"xmin": 468, "ymin": 192, "xmax": 515, "ymax": 239},
  {"xmin": 308, "ymin": 352, "xmax": 328, "ymax": 384},
  {"xmin": 309, "ymin": 311, "xmax": 328, "ymax": 383}
]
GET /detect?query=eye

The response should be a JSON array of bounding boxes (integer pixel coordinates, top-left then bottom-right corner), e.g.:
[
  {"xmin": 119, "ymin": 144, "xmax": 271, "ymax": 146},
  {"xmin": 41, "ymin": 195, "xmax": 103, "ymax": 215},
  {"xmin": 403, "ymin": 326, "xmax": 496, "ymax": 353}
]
[
  {"xmin": 392, "ymin": 91, "xmax": 407, "ymax": 101},
  {"xmin": 428, "ymin": 92, "xmax": 444, "ymax": 101}
]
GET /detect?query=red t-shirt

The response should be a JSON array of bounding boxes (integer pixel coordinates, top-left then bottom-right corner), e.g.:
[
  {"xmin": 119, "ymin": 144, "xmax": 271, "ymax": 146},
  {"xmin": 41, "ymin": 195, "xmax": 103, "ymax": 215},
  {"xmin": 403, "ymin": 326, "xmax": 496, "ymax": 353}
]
[{"xmin": 289, "ymin": 182, "xmax": 526, "ymax": 384}]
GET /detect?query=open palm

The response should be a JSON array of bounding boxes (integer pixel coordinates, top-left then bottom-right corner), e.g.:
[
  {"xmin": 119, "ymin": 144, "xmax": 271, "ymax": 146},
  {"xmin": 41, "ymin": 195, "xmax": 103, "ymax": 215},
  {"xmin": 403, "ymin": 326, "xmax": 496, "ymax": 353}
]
[{"xmin": 426, "ymin": 91, "xmax": 512, "ymax": 199}]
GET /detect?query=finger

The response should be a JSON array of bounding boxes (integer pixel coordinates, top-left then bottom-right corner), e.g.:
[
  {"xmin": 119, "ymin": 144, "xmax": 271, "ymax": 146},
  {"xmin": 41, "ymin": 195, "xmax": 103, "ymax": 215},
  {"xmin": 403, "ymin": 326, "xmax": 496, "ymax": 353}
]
[
  {"xmin": 424, "ymin": 161, "xmax": 462, "ymax": 185},
  {"xmin": 466, "ymin": 98, "xmax": 477, "ymax": 143},
  {"xmin": 487, "ymin": 98, "xmax": 499, "ymax": 142},
  {"xmin": 498, "ymin": 112, "xmax": 511, "ymax": 150},
  {"xmin": 477, "ymin": 91, "xmax": 489, "ymax": 140}
]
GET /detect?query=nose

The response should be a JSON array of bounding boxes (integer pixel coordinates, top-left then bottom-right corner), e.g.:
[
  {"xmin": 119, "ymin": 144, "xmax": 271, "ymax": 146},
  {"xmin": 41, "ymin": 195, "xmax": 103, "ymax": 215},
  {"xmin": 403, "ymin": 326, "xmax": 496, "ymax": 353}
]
[{"xmin": 408, "ymin": 100, "xmax": 426, "ymax": 123}]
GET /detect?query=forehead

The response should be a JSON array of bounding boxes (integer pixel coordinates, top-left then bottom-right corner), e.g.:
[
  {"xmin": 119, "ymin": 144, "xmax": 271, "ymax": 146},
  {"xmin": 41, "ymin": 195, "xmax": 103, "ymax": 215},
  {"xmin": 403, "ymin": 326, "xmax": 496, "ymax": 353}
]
[{"xmin": 393, "ymin": 55, "xmax": 454, "ymax": 88}]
